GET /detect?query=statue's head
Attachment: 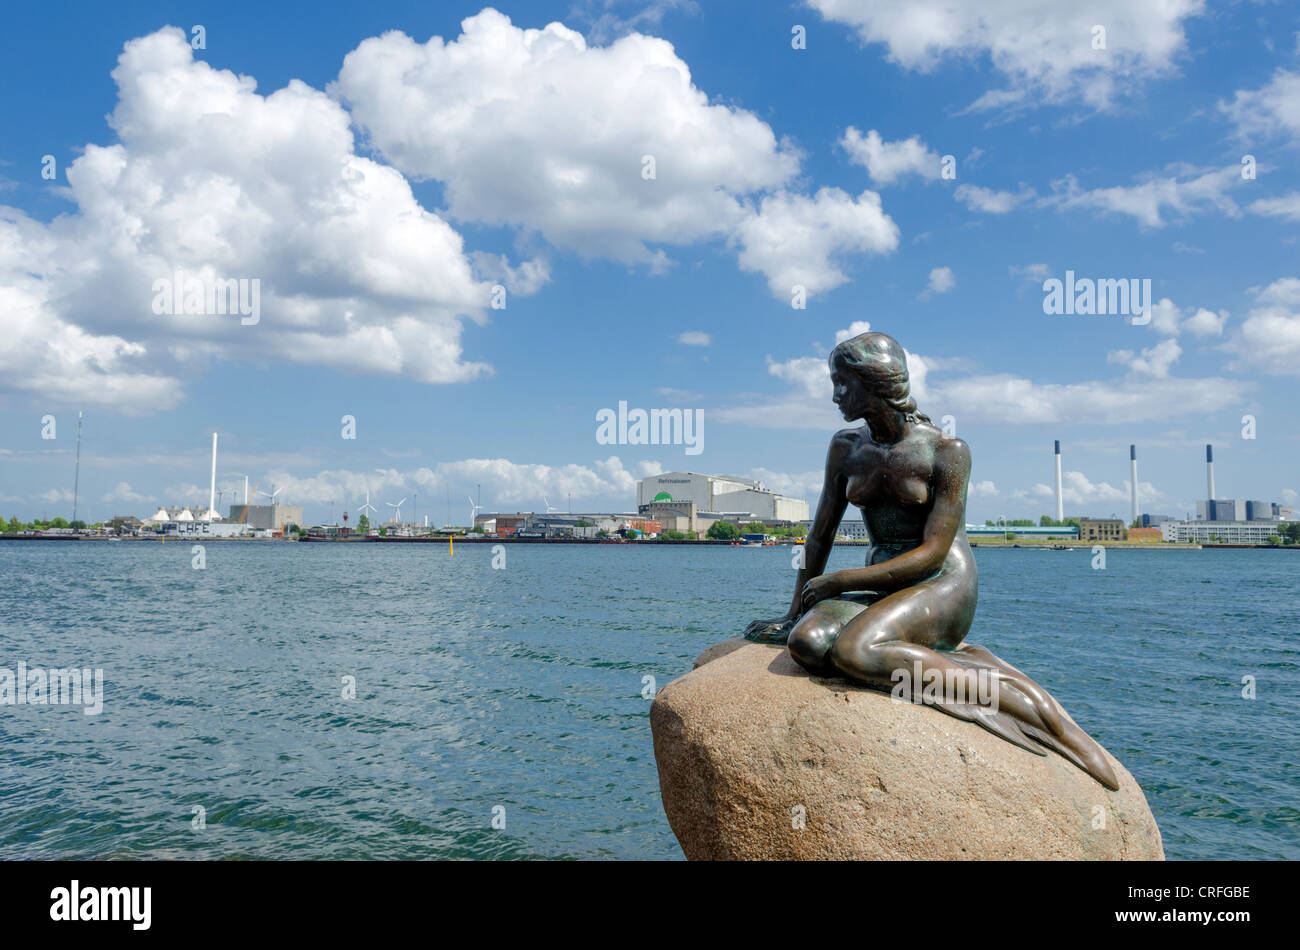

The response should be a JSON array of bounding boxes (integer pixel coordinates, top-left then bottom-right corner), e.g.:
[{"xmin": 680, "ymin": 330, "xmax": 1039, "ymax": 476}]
[{"xmin": 828, "ymin": 331, "xmax": 925, "ymax": 427}]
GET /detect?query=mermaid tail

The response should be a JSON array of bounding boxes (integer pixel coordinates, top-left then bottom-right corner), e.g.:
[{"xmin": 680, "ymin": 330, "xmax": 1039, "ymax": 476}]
[{"xmin": 918, "ymin": 642, "xmax": 1121, "ymax": 791}]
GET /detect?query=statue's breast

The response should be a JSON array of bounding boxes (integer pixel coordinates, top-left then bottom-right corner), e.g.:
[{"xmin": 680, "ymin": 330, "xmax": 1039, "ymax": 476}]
[
  {"xmin": 845, "ymin": 444, "xmax": 932, "ymax": 509},
  {"xmin": 893, "ymin": 473, "xmax": 931, "ymax": 506},
  {"xmin": 845, "ymin": 472, "xmax": 877, "ymax": 507}
]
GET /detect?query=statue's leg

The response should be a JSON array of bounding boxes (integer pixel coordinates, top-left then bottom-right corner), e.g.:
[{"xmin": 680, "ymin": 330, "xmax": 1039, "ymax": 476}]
[
  {"xmin": 826, "ymin": 580, "xmax": 1120, "ymax": 790},
  {"xmin": 787, "ymin": 597, "xmax": 870, "ymax": 675}
]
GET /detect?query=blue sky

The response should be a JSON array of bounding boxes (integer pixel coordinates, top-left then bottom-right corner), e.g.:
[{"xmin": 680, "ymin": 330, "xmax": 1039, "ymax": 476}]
[{"xmin": 1, "ymin": 0, "xmax": 1297, "ymax": 525}]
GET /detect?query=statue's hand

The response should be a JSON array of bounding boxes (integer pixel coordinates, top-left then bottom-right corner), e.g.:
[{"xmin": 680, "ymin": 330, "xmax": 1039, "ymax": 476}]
[
  {"xmin": 744, "ymin": 615, "xmax": 796, "ymax": 643},
  {"xmin": 800, "ymin": 573, "xmax": 844, "ymax": 610}
]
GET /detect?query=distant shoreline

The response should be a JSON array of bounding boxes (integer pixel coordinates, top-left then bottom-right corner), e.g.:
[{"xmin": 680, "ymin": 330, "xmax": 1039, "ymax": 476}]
[{"xmin": 5, "ymin": 534, "xmax": 1298, "ymax": 550}]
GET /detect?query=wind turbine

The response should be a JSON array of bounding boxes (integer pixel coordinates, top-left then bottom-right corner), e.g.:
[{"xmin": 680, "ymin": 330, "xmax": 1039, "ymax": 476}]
[
  {"xmin": 387, "ymin": 497, "xmax": 407, "ymax": 524},
  {"xmin": 359, "ymin": 488, "xmax": 377, "ymax": 526},
  {"xmin": 468, "ymin": 495, "xmax": 483, "ymax": 526},
  {"xmin": 543, "ymin": 496, "xmax": 559, "ymax": 514},
  {"xmin": 258, "ymin": 485, "xmax": 282, "ymax": 504}
]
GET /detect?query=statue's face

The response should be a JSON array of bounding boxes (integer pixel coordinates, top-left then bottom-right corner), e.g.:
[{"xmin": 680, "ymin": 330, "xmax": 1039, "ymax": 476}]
[{"xmin": 831, "ymin": 366, "xmax": 875, "ymax": 422}]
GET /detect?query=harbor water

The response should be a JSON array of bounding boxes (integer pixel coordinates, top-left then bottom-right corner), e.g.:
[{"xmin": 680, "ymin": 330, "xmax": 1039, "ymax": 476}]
[{"xmin": 0, "ymin": 542, "xmax": 1295, "ymax": 859}]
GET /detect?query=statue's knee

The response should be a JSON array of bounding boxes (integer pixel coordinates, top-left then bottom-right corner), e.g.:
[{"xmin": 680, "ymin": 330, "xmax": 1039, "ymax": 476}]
[{"xmin": 788, "ymin": 618, "xmax": 836, "ymax": 669}]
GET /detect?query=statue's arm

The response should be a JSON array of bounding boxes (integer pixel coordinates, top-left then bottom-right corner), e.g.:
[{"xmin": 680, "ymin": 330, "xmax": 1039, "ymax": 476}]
[
  {"xmin": 784, "ymin": 438, "xmax": 850, "ymax": 619},
  {"xmin": 802, "ymin": 439, "xmax": 969, "ymax": 608},
  {"xmin": 746, "ymin": 435, "xmax": 848, "ymax": 638}
]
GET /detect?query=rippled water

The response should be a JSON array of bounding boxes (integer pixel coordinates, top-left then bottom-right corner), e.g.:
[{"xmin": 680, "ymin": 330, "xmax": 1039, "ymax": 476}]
[{"xmin": 0, "ymin": 541, "xmax": 1295, "ymax": 859}]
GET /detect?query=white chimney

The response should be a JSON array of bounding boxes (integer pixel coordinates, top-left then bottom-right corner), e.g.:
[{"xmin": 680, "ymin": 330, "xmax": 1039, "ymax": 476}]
[
  {"xmin": 1130, "ymin": 444, "xmax": 1139, "ymax": 525},
  {"xmin": 1206, "ymin": 444, "xmax": 1215, "ymax": 502},
  {"xmin": 1054, "ymin": 440, "xmax": 1064, "ymax": 521},
  {"xmin": 208, "ymin": 433, "xmax": 218, "ymax": 521}
]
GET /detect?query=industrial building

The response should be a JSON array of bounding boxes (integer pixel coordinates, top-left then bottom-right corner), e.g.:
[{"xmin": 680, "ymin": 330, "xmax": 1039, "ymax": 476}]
[
  {"xmin": 163, "ymin": 520, "xmax": 258, "ymax": 538},
  {"xmin": 1127, "ymin": 527, "xmax": 1163, "ymax": 542},
  {"xmin": 835, "ymin": 520, "xmax": 870, "ymax": 540},
  {"xmin": 635, "ymin": 499, "xmax": 743, "ymax": 536},
  {"xmin": 1168, "ymin": 443, "xmax": 1295, "ymax": 543},
  {"xmin": 965, "ymin": 524, "xmax": 1080, "ymax": 540},
  {"xmin": 636, "ymin": 471, "xmax": 809, "ymax": 523},
  {"xmin": 1140, "ymin": 514, "xmax": 1174, "ymax": 527},
  {"xmin": 1078, "ymin": 518, "xmax": 1125, "ymax": 542},
  {"xmin": 227, "ymin": 503, "xmax": 304, "ymax": 531},
  {"xmin": 795, "ymin": 521, "xmax": 1084, "ymax": 542},
  {"xmin": 142, "ymin": 504, "xmax": 226, "ymax": 523},
  {"xmin": 1189, "ymin": 444, "xmax": 1290, "ymax": 521},
  {"xmin": 793, "ymin": 518, "xmax": 870, "ymax": 540},
  {"xmin": 1196, "ymin": 499, "xmax": 1286, "ymax": 522},
  {"xmin": 1161, "ymin": 520, "xmax": 1289, "ymax": 544},
  {"xmin": 474, "ymin": 512, "xmax": 664, "ymax": 538}
]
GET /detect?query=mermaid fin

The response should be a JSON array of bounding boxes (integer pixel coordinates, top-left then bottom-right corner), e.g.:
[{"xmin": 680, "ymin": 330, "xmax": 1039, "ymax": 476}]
[
  {"xmin": 925, "ymin": 698, "xmax": 1047, "ymax": 757},
  {"xmin": 935, "ymin": 643, "xmax": 1122, "ymax": 791},
  {"xmin": 925, "ymin": 696, "xmax": 1120, "ymax": 789},
  {"xmin": 1017, "ymin": 721, "xmax": 1120, "ymax": 791}
]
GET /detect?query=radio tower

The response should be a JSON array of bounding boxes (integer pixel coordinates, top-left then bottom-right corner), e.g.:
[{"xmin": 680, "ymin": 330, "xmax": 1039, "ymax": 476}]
[{"xmin": 71, "ymin": 411, "xmax": 83, "ymax": 524}]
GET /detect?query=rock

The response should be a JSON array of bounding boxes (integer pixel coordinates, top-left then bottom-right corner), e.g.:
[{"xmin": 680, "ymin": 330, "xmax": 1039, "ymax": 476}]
[
  {"xmin": 691, "ymin": 638, "xmax": 748, "ymax": 669},
  {"xmin": 650, "ymin": 638, "xmax": 1164, "ymax": 861}
]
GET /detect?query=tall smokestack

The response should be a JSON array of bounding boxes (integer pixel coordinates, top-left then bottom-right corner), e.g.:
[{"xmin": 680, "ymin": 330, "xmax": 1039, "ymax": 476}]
[
  {"xmin": 1130, "ymin": 445, "xmax": 1139, "ymax": 525},
  {"xmin": 208, "ymin": 433, "xmax": 218, "ymax": 522},
  {"xmin": 1054, "ymin": 440, "xmax": 1064, "ymax": 521},
  {"xmin": 1206, "ymin": 443, "xmax": 1215, "ymax": 502}
]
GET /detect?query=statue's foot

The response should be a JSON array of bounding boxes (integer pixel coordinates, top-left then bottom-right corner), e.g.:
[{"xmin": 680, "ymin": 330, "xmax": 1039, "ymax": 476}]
[{"xmin": 744, "ymin": 618, "xmax": 793, "ymax": 643}]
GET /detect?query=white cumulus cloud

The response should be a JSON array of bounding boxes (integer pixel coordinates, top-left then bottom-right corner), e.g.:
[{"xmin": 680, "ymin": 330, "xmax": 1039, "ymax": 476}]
[
  {"xmin": 334, "ymin": 10, "xmax": 895, "ymax": 300},
  {"xmin": 808, "ymin": 0, "xmax": 1205, "ymax": 111},
  {"xmin": 733, "ymin": 188, "xmax": 898, "ymax": 296},
  {"xmin": 1228, "ymin": 277, "xmax": 1300, "ymax": 376},
  {"xmin": 2, "ymin": 27, "xmax": 508, "ymax": 412},
  {"xmin": 1220, "ymin": 69, "xmax": 1300, "ymax": 144},
  {"xmin": 840, "ymin": 127, "xmax": 940, "ymax": 185},
  {"xmin": 954, "ymin": 184, "xmax": 1035, "ymax": 214},
  {"xmin": 1249, "ymin": 192, "xmax": 1300, "ymax": 222},
  {"xmin": 922, "ymin": 266, "xmax": 955, "ymax": 297},
  {"xmin": 1044, "ymin": 165, "xmax": 1243, "ymax": 228}
]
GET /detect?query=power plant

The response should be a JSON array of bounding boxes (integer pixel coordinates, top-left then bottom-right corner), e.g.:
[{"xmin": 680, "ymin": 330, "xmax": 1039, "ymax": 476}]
[{"xmin": 1047, "ymin": 439, "xmax": 1293, "ymax": 539}]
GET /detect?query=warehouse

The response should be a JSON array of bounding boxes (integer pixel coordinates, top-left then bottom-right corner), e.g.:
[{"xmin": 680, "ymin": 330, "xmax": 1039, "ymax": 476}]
[{"xmin": 636, "ymin": 471, "xmax": 809, "ymax": 522}]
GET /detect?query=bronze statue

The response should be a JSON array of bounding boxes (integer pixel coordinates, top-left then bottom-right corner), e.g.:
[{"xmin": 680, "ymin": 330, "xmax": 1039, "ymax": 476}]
[{"xmin": 745, "ymin": 331, "xmax": 1119, "ymax": 790}]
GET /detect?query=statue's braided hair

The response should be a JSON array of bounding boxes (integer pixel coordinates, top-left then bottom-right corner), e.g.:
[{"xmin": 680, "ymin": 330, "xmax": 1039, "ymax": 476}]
[{"xmin": 828, "ymin": 331, "xmax": 933, "ymax": 425}]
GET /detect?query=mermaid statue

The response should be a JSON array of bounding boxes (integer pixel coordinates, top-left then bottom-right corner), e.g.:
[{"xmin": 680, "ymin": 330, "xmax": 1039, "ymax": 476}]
[{"xmin": 744, "ymin": 330, "xmax": 1119, "ymax": 790}]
